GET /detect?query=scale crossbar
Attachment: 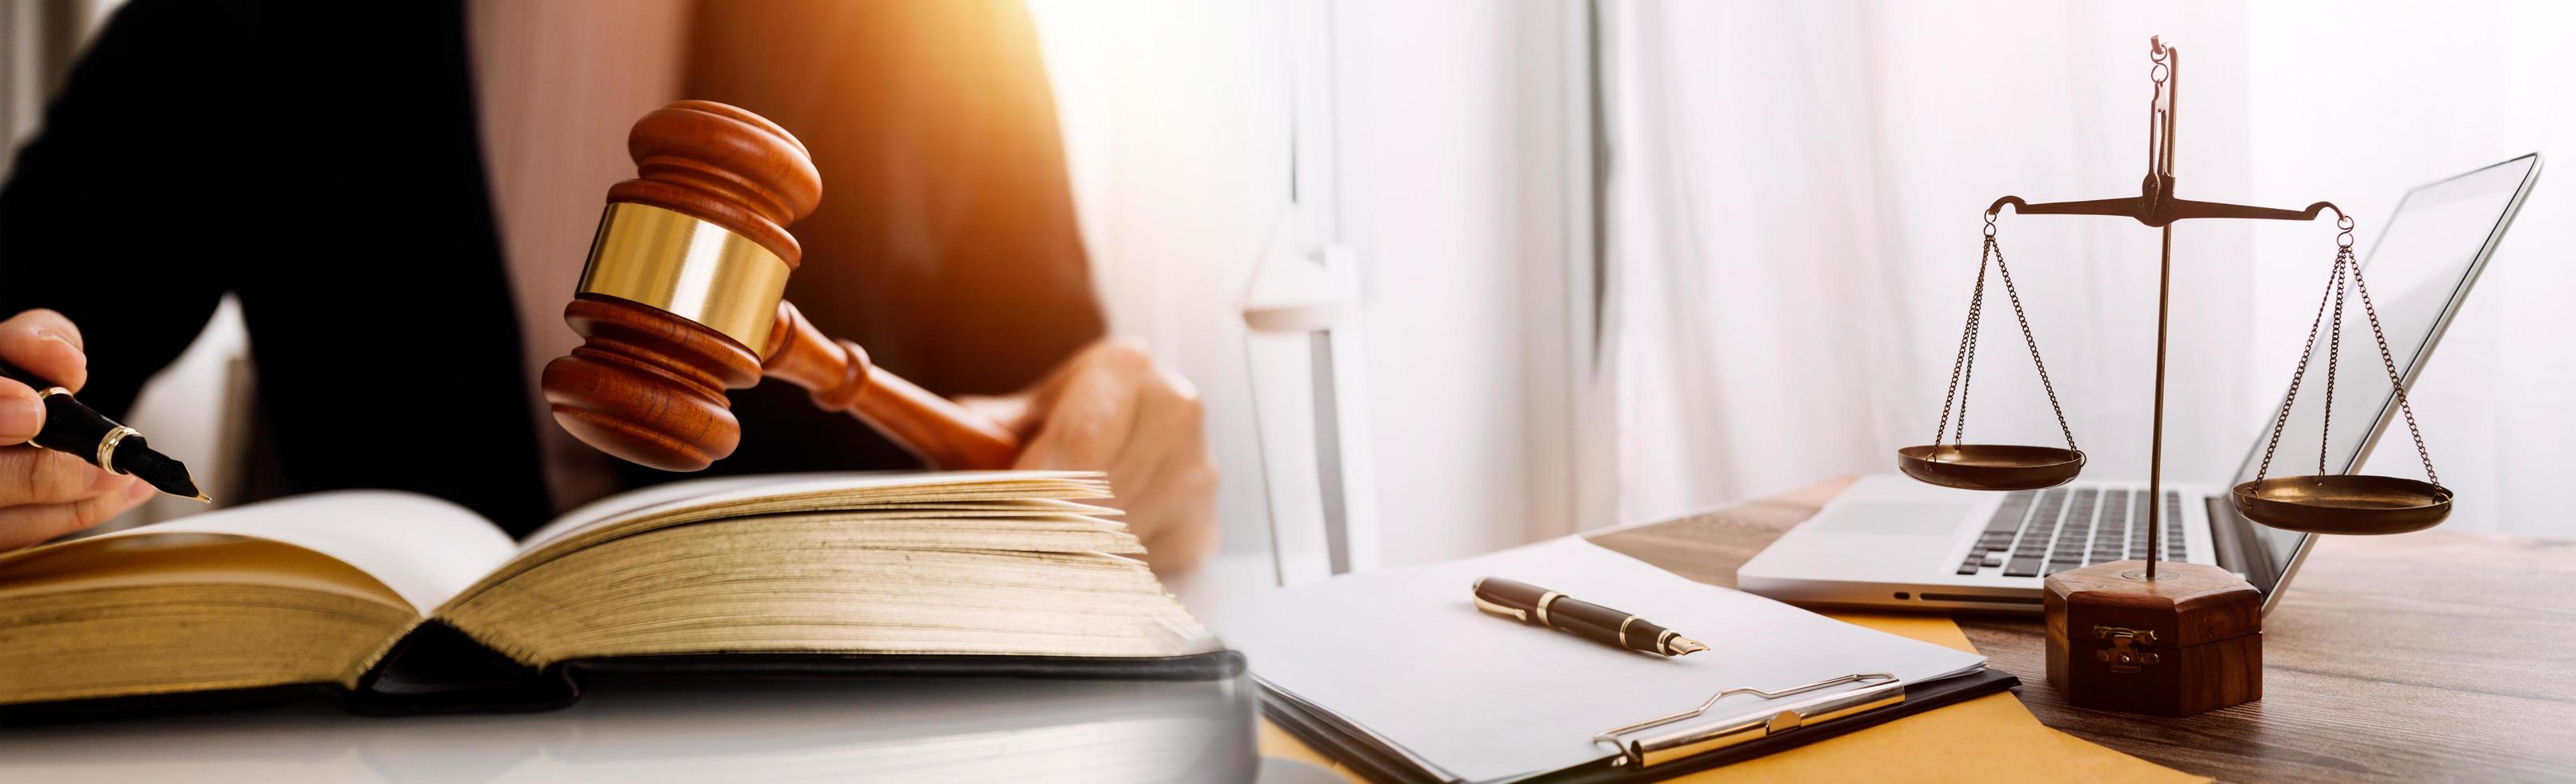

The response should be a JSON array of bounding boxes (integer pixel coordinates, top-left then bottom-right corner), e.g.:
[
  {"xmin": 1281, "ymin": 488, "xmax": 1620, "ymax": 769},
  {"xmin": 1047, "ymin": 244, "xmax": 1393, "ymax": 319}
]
[{"xmin": 1947, "ymin": 37, "xmax": 2346, "ymax": 580}]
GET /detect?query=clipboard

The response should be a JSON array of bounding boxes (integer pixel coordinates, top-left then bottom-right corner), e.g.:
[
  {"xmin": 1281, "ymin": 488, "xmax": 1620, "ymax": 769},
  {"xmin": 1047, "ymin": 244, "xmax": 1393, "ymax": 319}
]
[{"xmin": 1260, "ymin": 667, "xmax": 2019, "ymax": 782}]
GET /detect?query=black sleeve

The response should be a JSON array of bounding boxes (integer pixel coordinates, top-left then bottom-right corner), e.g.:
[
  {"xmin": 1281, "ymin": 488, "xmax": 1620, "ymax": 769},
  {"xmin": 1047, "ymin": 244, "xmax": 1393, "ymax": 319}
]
[{"xmin": 0, "ymin": 0, "xmax": 231, "ymax": 417}]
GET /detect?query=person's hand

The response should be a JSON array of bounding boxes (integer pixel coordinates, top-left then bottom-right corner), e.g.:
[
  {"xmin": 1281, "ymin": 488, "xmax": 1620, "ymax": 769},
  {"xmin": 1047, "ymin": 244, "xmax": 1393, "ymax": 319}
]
[
  {"xmin": 961, "ymin": 338, "xmax": 1218, "ymax": 574},
  {"xmin": 0, "ymin": 309, "xmax": 150, "ymax": 550}
]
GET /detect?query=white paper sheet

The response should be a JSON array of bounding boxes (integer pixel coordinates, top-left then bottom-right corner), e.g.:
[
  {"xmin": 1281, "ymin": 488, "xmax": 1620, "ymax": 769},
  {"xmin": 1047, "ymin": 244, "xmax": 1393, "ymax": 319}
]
[
  {"xmin": 1210, "ymin": 537, "xmax": 1987, "ymax": 782},
  {"xmin": 0, "ymin": 491, "xmax": 516, "ymax": 614}
]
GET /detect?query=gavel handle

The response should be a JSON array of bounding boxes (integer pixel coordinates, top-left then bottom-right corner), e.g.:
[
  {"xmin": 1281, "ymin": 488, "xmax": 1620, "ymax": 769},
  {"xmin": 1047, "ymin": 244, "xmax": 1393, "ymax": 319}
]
[{"xmin": 759, "ymin": 302, "xmax": 1022, "ymax": 470}]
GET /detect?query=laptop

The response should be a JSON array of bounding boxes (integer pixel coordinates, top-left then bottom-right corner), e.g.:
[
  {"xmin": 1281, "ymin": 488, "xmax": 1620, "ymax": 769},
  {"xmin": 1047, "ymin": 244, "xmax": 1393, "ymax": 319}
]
[{"xmin": 1740, "ymin": 153, "xmax": 2542, "ymax": 614}]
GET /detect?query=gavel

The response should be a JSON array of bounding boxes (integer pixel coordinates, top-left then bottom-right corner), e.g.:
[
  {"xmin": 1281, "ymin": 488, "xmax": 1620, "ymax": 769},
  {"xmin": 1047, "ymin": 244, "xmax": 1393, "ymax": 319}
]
[{"xmin": 542, "ymin": 101, "xmax": 1020, "ymax": 472}]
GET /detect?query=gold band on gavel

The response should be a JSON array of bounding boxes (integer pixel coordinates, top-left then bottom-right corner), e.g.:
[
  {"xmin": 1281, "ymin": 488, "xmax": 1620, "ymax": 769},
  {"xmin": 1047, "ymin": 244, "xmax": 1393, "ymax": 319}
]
[{"xmin": 575, "ymin": 202, "xmax": 793, "ymax": 349}]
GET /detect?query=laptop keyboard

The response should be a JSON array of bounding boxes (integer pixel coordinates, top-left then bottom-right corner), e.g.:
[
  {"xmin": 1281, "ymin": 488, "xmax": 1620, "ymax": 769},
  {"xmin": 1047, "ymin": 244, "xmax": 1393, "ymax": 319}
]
[{"xmin": 1954, "ymin": 487, "xmax": 2186, "ymax": 578}]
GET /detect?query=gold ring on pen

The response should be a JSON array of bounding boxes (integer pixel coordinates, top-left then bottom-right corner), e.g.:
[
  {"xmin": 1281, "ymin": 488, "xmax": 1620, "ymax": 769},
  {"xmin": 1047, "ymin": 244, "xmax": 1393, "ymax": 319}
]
[
  {"xmin": 1618, "ymin": 615, "xmax": 1639, "ymax": 648},
  {"xmin": 97, "ymin": 426, "xmax": 138, "ymax": 474},
  {"xmin": 21, "ymin": 388, "xmax": 68, "ymax": 446},
  {"xmin": 1534, "ymin": 592, "xmax": 1562, "ymax": 626}
]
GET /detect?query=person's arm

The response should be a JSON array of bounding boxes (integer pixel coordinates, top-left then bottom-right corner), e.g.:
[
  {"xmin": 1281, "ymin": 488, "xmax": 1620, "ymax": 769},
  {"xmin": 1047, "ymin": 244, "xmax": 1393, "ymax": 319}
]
[
  {"xmin": 682, "ymin": 2, "xmax": 1221, "ymax": 573},
  {"xmin": 0, "ymin": 0, "xmax": 234, "ymax": 545},
  {"xmin": 685, "ymin": 0, "xmax": 1107, "ymax": 394},
  {"xmin": 0, "ymin": 0, "xmax": 230, "ymax": 416}
]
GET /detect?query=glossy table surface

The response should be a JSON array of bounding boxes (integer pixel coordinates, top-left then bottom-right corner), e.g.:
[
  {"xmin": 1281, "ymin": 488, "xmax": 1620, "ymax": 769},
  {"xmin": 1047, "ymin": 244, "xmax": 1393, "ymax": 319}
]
[
  {"xmin": 1583, "ymin": 476, "xmax": 2576, "ymax": 783},
  {"xmin": 0, "ymin": 674, "xmax": 1259, "ymax": 782},
  {"xmin": 14, "ymin": 475, "xmax": 2569, "ymax": 782}
]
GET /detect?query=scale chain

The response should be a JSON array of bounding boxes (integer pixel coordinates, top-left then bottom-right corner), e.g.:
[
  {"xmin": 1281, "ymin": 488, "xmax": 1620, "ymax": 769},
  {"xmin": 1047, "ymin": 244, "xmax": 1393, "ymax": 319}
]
[
  {"xmin": 2254, "ymin": 215, "xmax": 2439, "ymax": 487},
  {"xmin": 2320, "ymin": 247, "xmax": 2349, "ymax": 476},
  {"xmin": 2256, "ymin": 247, "xmax": 2347, "ymax": 482},
  {"xmin": 1954, "ymin": 244, "xmax": 1985, "ymax": 445},
  {"xmin": 1989, "ymin": 230, "xmax": 2078, "ymax": 451},
  {"xmin": 2349, "ymin": 261, "xmax": 2442, "ymax": 487},
  {"xmin": 1933, "ymin": 227, "xmax": 1993, "ymax": 446},
  {"xmin": 1932, "ymin": 218, "xmax": 2074, "ymax": 452}
]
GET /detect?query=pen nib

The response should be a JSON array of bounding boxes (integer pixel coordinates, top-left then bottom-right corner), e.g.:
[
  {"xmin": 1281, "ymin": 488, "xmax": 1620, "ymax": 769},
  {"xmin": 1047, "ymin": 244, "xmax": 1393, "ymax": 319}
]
[{"xmin": 1666, "ymin": 636, "xmax": 1708, "ymax": 656}]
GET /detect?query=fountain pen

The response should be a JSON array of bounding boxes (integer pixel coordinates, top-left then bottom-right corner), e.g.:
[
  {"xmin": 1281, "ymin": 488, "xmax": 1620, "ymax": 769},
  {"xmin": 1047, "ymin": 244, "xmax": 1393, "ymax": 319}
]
[
  {"xmin": 1472, "ymin": 577, "xmax": 1708, "ymax": 657},
  {"xmin": 1, "ymin": 359, "xmax": 208, "ymax": 502}
]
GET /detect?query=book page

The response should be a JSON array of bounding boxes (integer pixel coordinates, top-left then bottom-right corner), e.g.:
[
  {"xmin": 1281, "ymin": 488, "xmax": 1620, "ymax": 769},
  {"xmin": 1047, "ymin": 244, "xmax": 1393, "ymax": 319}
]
[
  {"xmin": 522, "ymin": 471, "xmax": 1110, "ymax": 550},
  {"xmin": 522, "ymin": 474, "xmax": 802, "ymax": 548},
  {"xmin": 1210, "ymin": 537, "xmax": 1989, "ymax": 782},
  {"xmin": 441, "ymin": 471, "xmax": 1109, "ymax": 612},
  {"xmin": 12, "ymin": 491, "xmax": 517, "ymax": 614}
]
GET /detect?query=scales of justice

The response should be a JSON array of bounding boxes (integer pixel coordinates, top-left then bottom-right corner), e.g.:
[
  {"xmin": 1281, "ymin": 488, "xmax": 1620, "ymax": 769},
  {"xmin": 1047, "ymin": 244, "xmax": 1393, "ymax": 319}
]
[{"xmin": 1894, "ymin": 37, "xmax": 2452, "ymax": 715}]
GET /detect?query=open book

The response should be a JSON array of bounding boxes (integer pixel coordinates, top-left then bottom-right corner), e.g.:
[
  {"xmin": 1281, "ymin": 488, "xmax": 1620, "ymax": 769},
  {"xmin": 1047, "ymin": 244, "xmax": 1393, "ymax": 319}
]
[{"xmin": 0, "ymin": 472, "xmax": 1232, "ymax": 718}]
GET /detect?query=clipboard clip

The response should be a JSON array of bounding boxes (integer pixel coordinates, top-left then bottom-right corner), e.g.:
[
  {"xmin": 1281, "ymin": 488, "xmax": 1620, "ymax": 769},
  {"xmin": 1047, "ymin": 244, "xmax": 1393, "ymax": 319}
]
[{"xmin": 1591, "ymin": 671, "xmax": 1906, "ymax": 769}]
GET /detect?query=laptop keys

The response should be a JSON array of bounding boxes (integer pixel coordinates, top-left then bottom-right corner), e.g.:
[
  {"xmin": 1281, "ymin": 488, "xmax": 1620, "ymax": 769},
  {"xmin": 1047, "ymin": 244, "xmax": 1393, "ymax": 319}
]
[
  {"xmin": 1982, "ymin": 491, "xmax": 2035, "ymax": 535},
  {"xmin": 1953, "ymin": 490, "xmax": 2025, "ymax": 575},
  {"xmin": 2166, "ymin": 494, "xmax": 2186, "ymax": 558},
  {"xmin": 2128, "ymin": 491, "xmax": 2152, "ymax": 558},
  {"xmin": 2122, "ymin": 492, "xmax": 2186, "ymax": 561},
  {"xmin": 1990, "ymin": 489, "xmax": 2065, "ymax": 576},
  {"xmin": 2044, "ymin": 490, "xmax": 2099, "ymax": 575},
  {"xmin": 1972, "ymin": 491, "xmax": 2033, "ymax": 561},
  {"xmin": 2090, "ymin": 489, "xmax": 2130, "ymax": 563},
  {"xmin": 1970, "ymin": 488, "xmax": 2189, "ymax": 578}
]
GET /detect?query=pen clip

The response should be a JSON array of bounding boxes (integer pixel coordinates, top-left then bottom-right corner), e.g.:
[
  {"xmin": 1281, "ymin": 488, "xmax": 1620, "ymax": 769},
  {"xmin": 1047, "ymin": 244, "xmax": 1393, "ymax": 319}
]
[
  {"xmin": 1590, "ymin": 672, "xmax": 1902, "ymax": 769},
  {"xmin": 1471, "ymin": 594, "xmax": 1530, "ymax": 622}
]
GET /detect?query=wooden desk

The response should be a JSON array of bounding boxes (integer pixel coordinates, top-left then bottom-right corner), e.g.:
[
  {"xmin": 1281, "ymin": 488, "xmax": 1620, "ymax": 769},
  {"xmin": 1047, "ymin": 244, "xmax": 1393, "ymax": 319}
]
[{"xmin": 1584, "ymin": 476, "xmax": 2576, "ymax": 782}]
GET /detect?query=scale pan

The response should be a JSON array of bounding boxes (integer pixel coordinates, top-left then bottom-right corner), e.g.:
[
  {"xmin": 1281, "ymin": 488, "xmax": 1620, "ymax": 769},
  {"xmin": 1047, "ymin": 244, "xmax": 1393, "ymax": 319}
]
[
  {"xmin": 2230, "ymin": 475, "xmax": 2451, "ymax": 535},
  {"xmin": 1897, "ymin": 444, "xmax": 2086, "ymax": 491}
]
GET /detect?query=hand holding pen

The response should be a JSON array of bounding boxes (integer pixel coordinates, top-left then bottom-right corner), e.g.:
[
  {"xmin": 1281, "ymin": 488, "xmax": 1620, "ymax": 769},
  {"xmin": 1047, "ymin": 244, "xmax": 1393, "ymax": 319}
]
[{"xmin": 0, "ymin": 309, "xmax": 205, "ymax": 550}]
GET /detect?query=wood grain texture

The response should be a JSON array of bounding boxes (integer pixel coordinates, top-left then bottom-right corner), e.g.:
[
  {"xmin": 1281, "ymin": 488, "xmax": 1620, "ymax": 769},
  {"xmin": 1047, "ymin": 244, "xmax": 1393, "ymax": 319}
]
[
  {"xmin": 543, "ymin": 101, "xmax": 821, "ymax": 471},
  {"xmin": 542, "ymin": 294, "xmax": 761, "ymax": 472},
  {"xmin": 758, "ymin": 302, "xmax": 1018, "ymax": 470},
  {"xmin": 2046, "ymin": 561, "xmax": 2262, "ymax": 718},
  {"xmin": 545, "ymin": 101, "xmax": 1021, "ymax": 473},
  {"xmin": 606, "ymin": 100, "xmax": 819, "ymax": 266},
  {"xmin": 1585, "ymin": 476, "xmax": 2576, "ymax": 782}
]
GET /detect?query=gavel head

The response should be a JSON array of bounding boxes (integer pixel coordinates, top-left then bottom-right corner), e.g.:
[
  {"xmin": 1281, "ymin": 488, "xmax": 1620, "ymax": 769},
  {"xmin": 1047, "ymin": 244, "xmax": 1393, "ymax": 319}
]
[{"xmin": 541, "ymin": 101, "xmax": 822, "ymax": 471}]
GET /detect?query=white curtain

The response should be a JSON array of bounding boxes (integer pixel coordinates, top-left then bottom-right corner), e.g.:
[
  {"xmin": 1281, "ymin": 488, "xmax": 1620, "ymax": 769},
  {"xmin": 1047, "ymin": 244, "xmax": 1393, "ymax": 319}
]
[
  {"xmin": 1605, "ymin": 0, "xmax": 2576, "ymax": 538},
  {"xmin": 1602, "ymin": 2, "xmax": 2267, "ymax": 526},
  {"xmin": 2242, "ymin": 1, "xmax": 2576, "ymax": 538},
  {"xmin": 2, "ymin": 0, "xmax": 126, "ymax": 178}
]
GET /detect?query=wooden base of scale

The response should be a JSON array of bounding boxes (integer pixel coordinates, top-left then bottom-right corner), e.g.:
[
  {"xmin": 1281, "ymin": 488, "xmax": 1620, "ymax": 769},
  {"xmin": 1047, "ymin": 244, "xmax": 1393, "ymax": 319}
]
[{"xmin": 2043, "ymin": 561, "xmax": 2261, "ymax": 718}]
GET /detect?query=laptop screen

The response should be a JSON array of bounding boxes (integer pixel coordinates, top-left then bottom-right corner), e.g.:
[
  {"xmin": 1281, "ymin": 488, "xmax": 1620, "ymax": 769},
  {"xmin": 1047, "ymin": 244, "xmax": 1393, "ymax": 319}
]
[{"xmin": 2230, "ymin": 154, "xmax": 2538, "ymax": 591}]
